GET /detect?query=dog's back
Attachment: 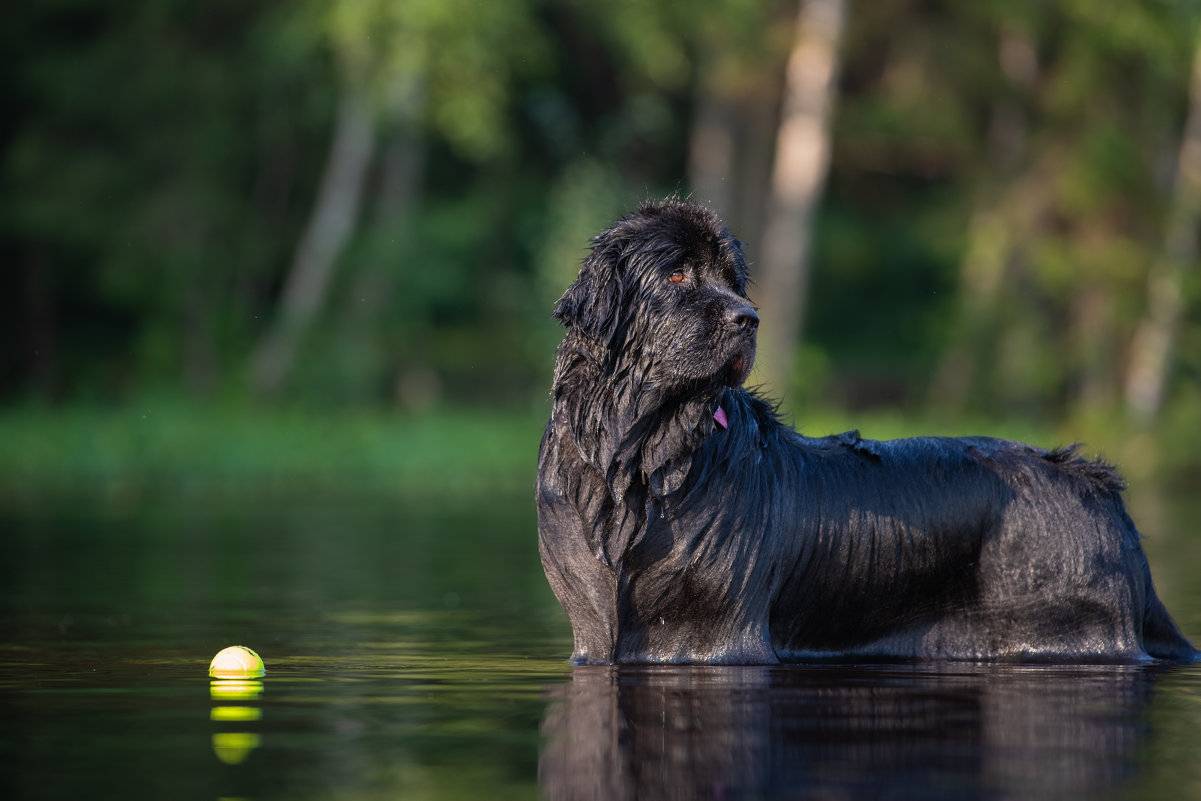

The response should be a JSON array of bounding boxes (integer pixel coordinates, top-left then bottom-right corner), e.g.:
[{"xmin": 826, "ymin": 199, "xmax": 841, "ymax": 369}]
[{"xmin": 769, "ymin": 425, "xmax": 1193, "ymax": 662}]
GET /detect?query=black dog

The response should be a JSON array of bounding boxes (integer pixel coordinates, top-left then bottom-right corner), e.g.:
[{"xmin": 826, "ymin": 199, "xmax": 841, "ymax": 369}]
[{"xmin": 536, "ymin": 198, "xmax": 1195, "ymax": 664}]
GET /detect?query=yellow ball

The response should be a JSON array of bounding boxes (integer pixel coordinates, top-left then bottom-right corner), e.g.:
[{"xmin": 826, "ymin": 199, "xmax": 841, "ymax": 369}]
[{"xmin": 208, "ymin": 645, "xmax": 266, "ymax": 679}]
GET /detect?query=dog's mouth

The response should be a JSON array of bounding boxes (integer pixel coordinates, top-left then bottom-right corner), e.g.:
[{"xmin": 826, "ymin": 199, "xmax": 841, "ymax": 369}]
[{"xmin": 722, "ymin": 346, "xmax": 755, "ymax": 387}]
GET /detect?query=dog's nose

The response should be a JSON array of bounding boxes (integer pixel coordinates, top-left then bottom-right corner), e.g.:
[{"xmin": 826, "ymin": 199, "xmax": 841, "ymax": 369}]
[{"xmin": 725, "ymin": 304, "xmax": 759, "ymax": 331}]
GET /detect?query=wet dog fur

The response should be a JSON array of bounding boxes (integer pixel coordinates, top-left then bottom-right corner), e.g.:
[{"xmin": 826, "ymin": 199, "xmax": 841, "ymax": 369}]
[{"xmin": 536, "ymin": 198, "xmax": 1195, "ymax": 664}]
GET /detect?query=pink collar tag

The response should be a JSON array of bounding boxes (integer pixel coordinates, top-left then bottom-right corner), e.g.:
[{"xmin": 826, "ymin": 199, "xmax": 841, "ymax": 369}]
[{"xmin": 713, "ymin": 406, "xmax": 729, "ymax": 430}]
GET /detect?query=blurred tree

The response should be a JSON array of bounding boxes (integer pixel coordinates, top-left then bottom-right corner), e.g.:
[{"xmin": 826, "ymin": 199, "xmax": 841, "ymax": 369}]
[
  {"xmin": 918, "ymin": 1, "xmax": 1197, "ymax": 419},
  {"xmin": 1125, "ymin": 23, "xmax": 1201, "ymax": 424},
  {"xmin": 249, "ymin": 0, "xmax": 546, "ymax": 395},
  {"xmin": 931, "ymin": 15, "xmax": 1042, "ymax": 412},
  {"xmin": 331, "ymin": 78, "xmax": 427, "ymax": 404},
  {"xmin": 249, "ymin": 86, "xmax": 377, "ymax": 394},
  {"xmin": 2, "ymin": 0, "xmax": 335, "ymax": 399},
  {"xmin": 689, "ymin": 56, "xmax": 739, "ymax": 219},
  {"xmin": 754, "ymin": 0, "xmax": 846, "ymax": 401},
  {"xmin": 686, "ymin": 0, "xmax": 787, "ymax": 247}
]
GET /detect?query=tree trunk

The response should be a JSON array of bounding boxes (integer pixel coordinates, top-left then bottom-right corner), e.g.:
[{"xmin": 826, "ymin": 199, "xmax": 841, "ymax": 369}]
[
  {"xmin": 752, "ymin": 0, "xmax": 845, "ymax": 402},
  {"xmin": 687, "ymin": 58, "xmax": 738, "ymax": 221},
  {"xmin": 1124, "ymin": 32, "xmax": 1201, "ymax": 424},
  {"xmin": 343, "ymin": 78, "xmax": 425, "ymax": 323},
  {"xmin": 733, "ymin": 79, "xmax": 782, "ymax": 255},
  {"xmin": 336, "ymin": 80, "xmax": 427, "ymax": 405},
  {"xmin": 688, "ymin": 52, "xmax": 783, "ymax": 251},
  {"xmin": 250, "ymin": 87, "xmax": 376, "ymax": 395},
  {"xmin": 929, "ymin": 26, "xmax": 1038, "ymax": 412}
]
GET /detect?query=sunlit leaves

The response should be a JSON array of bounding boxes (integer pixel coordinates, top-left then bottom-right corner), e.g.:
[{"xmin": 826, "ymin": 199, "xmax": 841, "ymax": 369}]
[{"xmin": 321, "ymin": 0, "xmax": 549, "ymax": 159}]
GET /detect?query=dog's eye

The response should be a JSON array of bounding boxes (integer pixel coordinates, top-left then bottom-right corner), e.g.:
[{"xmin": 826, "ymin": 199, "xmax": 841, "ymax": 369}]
[{"xmin": 668, "ymin": 270, "xmax": 687, "ymax": 284}]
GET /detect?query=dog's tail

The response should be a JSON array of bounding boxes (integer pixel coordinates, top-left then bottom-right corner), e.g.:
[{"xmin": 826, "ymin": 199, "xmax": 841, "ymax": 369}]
[{"xmin": 1143, "ymin": 589, "xmax": 1198, "ymax": 662}]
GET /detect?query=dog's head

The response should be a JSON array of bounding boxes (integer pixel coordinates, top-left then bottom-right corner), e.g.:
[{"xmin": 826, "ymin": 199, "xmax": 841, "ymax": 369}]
[{"xmin": 554, "ymin": 199, "xmax": 758, "ymax": 390}]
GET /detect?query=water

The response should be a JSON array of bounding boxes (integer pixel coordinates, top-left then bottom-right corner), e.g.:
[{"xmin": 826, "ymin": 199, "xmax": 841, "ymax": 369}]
[{"xmin": 2, "ymin": 489, "xmax": 1200, "ymax": 800}]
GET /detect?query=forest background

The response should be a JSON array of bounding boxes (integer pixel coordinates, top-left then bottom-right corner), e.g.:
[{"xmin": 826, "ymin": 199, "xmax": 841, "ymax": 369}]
[{"xmin": 5, "ymin": 0, "xmax": 1201, "ymax": 497}]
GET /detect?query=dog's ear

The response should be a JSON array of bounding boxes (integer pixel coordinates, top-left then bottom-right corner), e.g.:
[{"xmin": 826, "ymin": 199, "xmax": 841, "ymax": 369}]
[{"xmin": 552, "ymin": 234, "xmax": 626, "ymax": 346}]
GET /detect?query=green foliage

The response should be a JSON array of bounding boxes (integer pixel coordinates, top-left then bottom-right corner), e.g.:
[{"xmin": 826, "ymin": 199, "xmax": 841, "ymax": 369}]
[
  {"xmin": 323, "ymin": 0, "xmax": 549, "ymax": 158},
  {"xmin": 3, "ymin": 0, "xmax": 1201, "ymax": 476}
]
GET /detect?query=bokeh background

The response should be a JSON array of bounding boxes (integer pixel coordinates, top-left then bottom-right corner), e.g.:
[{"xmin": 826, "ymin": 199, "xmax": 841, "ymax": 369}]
[{"xmin": 4, "ymin": 0, "xmax": 1201, "ymax": 494}]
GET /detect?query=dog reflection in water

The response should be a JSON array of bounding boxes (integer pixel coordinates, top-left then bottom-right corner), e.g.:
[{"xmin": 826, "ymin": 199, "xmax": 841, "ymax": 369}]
[{"xmin": 538, "ymin": 665, "xmax": 1162, "ymax": 801}]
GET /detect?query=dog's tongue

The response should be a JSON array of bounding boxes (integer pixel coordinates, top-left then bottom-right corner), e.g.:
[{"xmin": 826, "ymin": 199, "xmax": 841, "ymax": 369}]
[{"xmin": 713, "ymin": 406, "xmax": 729, "ymax": 430}]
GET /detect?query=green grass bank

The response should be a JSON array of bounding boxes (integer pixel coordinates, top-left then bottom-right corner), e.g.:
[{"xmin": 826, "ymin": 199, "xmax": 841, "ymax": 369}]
[{"xmin": 1, "ymin": 402, "xmax": 1196, "ymax": 507}]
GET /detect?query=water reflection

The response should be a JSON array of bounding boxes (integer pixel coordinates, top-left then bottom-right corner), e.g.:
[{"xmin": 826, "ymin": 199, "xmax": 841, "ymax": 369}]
[
  {"xmin": 540, "ymin": 664, "xmax": 1170, "ymax": 801},
  {"xmin": 210, "ymin": 680, "xmax": 264, "ymax": 701},
  {"xmin": 211, "ymin": 733, "xmax": 262, "ymax": 766},
  {"xmin": 211, "ymin": 679, "xmax": 264, "ymax": 766}
]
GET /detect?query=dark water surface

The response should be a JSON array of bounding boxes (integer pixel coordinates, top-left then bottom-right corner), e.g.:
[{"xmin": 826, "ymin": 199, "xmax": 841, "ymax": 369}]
[{"xmin": 3, "ymin": 489, "xmax": 1201, "ymax": 800}]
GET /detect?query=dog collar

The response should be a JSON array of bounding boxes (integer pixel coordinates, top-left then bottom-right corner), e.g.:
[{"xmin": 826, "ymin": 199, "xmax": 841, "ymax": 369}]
[{"xmin": 714, "ymin": 405, "xmax": 728, "ymax": 430}]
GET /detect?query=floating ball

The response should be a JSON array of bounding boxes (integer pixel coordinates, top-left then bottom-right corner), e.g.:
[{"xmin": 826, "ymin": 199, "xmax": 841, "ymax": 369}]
[{"xmin": 208, "ymin": 645, "xmax": 266, "ymax": 679}]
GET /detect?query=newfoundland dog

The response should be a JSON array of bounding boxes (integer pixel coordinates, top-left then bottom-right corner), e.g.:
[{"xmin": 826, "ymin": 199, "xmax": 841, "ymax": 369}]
[{"xmin": 536, "ymin": 198, "xmax": 1195, "ymax": 665}]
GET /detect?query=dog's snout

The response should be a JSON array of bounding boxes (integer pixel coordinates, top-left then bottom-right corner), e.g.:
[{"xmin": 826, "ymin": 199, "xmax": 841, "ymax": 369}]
[{"xmin": 725, "ymin": 304, "xmax": 759, "ymax": 331}]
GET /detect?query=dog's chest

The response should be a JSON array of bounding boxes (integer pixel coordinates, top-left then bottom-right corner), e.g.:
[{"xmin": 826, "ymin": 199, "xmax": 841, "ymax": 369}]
[{"xmin": 613, "ymin": 499, "xmax": 782, "ymax": 658}]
